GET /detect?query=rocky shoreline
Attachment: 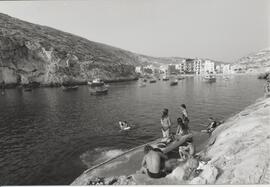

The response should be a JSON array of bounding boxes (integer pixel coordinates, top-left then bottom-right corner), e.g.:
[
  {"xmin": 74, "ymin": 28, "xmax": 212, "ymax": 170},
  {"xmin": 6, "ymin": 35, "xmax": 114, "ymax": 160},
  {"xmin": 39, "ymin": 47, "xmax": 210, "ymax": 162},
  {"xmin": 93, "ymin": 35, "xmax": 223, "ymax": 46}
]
[{"xmin": 72, "ymin": 96, "xmax": 270, "ymax": 185}]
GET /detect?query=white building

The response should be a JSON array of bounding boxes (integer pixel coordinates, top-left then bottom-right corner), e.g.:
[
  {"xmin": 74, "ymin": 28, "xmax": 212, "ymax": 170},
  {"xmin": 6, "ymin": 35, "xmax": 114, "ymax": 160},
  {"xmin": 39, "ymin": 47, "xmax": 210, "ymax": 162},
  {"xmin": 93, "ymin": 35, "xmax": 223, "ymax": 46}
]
[
  {"xmin": 193, "ymin": 58, "xmax": 202, "ymax": 74},
  {"xmin": 221, "ymin": 64, "xmax": 231, "ymax": 74},
  {"xmin": 159, "ymin": 65, "xmax": 168, "ymax": 74},
  {"xmin": 204, "ymin": 60, "xmax": 215, "ymax": 74},
  {"xmin": 135, "ymin": 66, "xmax": 143, "ymax": 74}
]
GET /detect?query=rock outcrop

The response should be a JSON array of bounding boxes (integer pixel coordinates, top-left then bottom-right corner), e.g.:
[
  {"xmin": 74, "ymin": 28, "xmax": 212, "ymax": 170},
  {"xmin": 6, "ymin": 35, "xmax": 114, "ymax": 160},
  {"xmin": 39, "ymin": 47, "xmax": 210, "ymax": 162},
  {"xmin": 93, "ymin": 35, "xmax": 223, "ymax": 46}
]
[
  {"xmin": 198, "ymin": 96, "xmax": 270, "ymax": 184},
  {"xmin": 235, "ymin": 48, "xmax": 270, "ymax": 73}
]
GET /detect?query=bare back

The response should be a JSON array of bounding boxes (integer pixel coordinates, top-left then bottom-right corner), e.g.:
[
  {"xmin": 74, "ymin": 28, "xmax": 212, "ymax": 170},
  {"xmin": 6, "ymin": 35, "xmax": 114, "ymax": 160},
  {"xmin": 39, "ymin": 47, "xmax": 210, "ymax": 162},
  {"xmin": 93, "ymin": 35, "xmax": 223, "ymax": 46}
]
[{"xmin": 144, "ymin": 150, "xmax": 162, "ymax": 173}]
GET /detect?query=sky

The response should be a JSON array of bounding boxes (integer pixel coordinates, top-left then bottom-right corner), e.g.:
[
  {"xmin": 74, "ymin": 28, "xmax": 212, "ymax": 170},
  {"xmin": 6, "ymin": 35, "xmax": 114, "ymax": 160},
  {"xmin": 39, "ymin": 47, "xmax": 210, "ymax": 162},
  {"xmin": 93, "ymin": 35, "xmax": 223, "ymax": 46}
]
[{"xmin": 0, "ymin": 0, "xmax": 269, "ymax": 62}]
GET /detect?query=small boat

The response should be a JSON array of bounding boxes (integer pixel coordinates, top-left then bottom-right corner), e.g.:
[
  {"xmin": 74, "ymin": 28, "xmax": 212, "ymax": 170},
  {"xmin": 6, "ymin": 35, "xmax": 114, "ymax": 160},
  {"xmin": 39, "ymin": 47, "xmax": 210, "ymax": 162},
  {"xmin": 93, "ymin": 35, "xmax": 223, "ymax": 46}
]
[
  {"xmin": 177, "ymin": 76, "xmax": 185, "ymax": 80},
  {"xmin": 162, "ymin": 76, "xmax": 170, "ymax": 81},
  {"xmin": 62, "ymin": 85, "xmax": 79, "ymax": 91},
  {"xmin": 139, "ymin": 83, "xmax": 146, "ymax": 87},
  {"xmin": 170, "ymin": 80, "xmax": 178, "ymax": 86},
  {"xmin": 24, "ymin": 87, "xmax": 32, "ymax": 92},
  {"xmin": 204, "ymin": 74, "xmax": 216, "ymax": 82},
  {"xmin": 89, "ymin": 87, "xmax": 108, "ymax": 95},
  {"xmin": 88, "ymin": 79, "xmax": 105, "ymax": 87},
  {"xmin": 149, "ymin": 79, "xmax": 157, "ymax": 83}
]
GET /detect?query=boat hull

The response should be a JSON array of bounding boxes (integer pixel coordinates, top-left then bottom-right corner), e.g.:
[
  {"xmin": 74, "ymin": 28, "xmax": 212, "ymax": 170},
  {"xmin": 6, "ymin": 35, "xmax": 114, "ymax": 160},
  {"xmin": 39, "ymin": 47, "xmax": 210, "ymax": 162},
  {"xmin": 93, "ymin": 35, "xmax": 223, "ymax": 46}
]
[
  {"xmin": 90, "ymin": 89, "xmax": 108, "ymax": 95},
  {"xmin": 170, "ymin": 82, "xmax": 178, "ymax": 86},
  {"xmin": 62, "ymin": 86, "xmax": 79, "ymax": 91}
]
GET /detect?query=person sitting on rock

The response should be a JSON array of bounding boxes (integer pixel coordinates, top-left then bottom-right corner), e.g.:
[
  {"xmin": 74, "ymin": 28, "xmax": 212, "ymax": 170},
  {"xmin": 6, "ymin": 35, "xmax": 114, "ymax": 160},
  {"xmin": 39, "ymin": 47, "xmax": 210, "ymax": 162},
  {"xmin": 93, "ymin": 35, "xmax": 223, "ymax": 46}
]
[
  {"xmin": 138, "ymin": 145, "xmax": 172, "ymax": 178},
  {"xmin": 206, "ymin": 117, "xmax": 219, "ymax": 133}
]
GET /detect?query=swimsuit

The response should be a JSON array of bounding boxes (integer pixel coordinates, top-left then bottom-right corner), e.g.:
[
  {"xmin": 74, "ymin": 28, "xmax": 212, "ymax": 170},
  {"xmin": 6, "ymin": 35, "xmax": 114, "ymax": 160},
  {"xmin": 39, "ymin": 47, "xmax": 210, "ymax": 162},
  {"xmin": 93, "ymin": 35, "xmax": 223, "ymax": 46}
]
[{"xmin": 147, "ymin": 169, "xmax": 166, "ymax": 178}]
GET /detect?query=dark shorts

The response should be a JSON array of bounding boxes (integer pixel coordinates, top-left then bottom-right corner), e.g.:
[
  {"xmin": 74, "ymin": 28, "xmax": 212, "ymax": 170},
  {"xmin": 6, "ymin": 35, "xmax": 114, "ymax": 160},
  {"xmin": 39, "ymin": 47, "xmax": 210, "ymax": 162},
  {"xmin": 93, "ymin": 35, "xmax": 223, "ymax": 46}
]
[{"xmin": 147, "ymin": 169, "xmax": 166, "ymax": 178}]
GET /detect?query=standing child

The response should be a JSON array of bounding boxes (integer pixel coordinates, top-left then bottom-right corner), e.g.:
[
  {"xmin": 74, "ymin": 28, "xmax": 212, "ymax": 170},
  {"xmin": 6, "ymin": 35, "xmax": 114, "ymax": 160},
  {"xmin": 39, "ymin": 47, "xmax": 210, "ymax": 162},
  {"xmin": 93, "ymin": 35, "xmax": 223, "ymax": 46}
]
[{"xmin": 160, "ymin": 108, "xmax": 171, "ymax": 140}]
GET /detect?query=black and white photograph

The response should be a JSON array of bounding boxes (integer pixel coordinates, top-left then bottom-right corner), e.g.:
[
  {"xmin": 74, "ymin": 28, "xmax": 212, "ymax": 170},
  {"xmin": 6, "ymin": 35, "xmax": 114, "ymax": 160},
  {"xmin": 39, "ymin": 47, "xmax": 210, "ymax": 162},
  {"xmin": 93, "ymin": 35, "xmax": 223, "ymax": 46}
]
[{"xmin": 0, "ymin": 0, "xmax": 270, "ymax": 185}]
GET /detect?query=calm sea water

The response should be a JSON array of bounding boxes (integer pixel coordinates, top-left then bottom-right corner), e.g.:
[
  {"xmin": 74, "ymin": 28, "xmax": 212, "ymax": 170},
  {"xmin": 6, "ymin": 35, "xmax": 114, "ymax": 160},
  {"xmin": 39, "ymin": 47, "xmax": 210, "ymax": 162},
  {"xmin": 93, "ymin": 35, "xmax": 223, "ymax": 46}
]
[{"xmin": 0, "ymin": 74, "xmax": 265, "ymax": 185}]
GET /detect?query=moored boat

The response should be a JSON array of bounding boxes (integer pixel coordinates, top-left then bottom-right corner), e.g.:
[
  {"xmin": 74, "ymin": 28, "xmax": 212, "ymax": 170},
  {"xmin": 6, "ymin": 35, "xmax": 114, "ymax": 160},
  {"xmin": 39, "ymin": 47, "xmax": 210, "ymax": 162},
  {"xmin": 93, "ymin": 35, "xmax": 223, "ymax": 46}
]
[
  {"xmin": 162, "ymin": 76, "xmax": 170, "ymax": 81},
  {"xmin": 204, "ymin": 74, "xmax": 216, "ymax": 82},
  {"xmin": 149, "ymin": 79, "xmax": 157, "ymax": 83},
  {"xmin": 24, "ymin": 87, "xmax": 33, "ymax": 92},
  {"xmin": 170, "ymin": 79, "xmax": 178, "ymax": 86},
  {"xmin": 139, "ymin": 82, "xmax": 146, "ymax": 87},
  {"xmin": 62, "ymin": 85, "xmax": 79, "ymax": 91},
  {"xmin": 177, "ymin": 76, "xmax": 185, "ymax": 80},
  {"xmin": 89, "ymin": 87, "xmax": 108, "ymax": 95},
  {"xmin": 88, "ymin": 79, "xmax": 105, "ymax": 87}
]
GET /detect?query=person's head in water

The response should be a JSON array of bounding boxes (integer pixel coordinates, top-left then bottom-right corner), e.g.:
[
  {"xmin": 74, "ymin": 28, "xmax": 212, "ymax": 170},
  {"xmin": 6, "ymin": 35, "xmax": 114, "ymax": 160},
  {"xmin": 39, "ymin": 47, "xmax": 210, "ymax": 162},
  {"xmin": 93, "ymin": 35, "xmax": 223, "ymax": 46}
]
[
  {"xmin": 144, "ymin": 144, "xmax": 153, "ymax": 154},
  {"xmin": 162, "ymin": 108, "xmax": 169, "ymax": 119}
]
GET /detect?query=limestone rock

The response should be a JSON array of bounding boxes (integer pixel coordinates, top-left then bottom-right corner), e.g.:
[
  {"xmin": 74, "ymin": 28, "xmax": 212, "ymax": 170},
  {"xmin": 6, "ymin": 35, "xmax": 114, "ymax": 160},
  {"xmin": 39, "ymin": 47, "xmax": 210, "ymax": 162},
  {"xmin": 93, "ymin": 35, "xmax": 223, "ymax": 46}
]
[{"xmin": 189, "ymin": 164, "xmax": 219, "ymax": 184}]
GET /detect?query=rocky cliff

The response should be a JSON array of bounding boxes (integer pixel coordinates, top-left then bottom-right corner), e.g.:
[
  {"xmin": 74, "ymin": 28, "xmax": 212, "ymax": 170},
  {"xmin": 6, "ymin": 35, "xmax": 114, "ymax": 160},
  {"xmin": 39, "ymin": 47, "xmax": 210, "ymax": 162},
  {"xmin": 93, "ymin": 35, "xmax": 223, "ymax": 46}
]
[
  {"xmin": 0, "ymin": 13, "xmax": 146, "ymax": 86},
  {"xmin": 235, "ymin": 48, "xmax": 270, "ymax": 73}
]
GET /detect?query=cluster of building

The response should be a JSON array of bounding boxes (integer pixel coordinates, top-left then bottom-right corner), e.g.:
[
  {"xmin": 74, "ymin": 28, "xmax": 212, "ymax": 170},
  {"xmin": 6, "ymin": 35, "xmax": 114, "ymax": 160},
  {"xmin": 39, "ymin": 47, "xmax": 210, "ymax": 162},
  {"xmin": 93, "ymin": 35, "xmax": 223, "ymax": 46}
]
[{"xmin": 135, "ymin": 58, "xmax": 236, "ymax": 76}]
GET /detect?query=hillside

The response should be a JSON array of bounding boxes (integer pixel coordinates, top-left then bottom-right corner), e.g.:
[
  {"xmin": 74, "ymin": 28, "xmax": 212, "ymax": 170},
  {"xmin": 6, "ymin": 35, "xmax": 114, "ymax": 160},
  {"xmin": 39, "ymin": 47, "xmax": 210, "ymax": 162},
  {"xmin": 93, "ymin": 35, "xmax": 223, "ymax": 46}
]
[
  {"xmin": 235, "ymin": 48, "xmax": 270, "ymax": 73},
  {"xmin": 0, "ymin": 13, "xmax": 147, "ymax": 86}
]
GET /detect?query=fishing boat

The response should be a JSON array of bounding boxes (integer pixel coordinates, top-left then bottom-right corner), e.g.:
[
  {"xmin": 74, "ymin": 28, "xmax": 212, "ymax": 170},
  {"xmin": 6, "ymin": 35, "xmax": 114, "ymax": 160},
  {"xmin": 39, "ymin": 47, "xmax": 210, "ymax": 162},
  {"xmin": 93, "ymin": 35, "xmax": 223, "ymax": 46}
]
[
  {"xmin": 139, "ymin": 82, "xmax": 146, "ymax": 87},
  {"xmin": 204, "ymin": 74, "xmax": 216, "ymax": 82},
  {"xmin": 170, "ymin": 80, "xmax": 178, "ymax": 86},
  {"xmin": 149, "ymin": 79, "xmax": 157, "ymax": 83},
  {"xmin": 71, "ymin": 132, "xmax": 207, "ymax": 185},
  {"xmin": 89, "ymin": 86, "xmax": 108, "ymax": 95},
  {"xmin": 24, "ymin": 87, "xmax": 32, "ymax": 92},
  {"xmin": 62, "ymin": 85, "xmax": 79, "ymax": 91},
  {"xmin": 88, "ymin": 79, "xmax": 105, "ymax": 87},
  {"xmin": 162, "ymin": 76, "xmax": 170, "ymax": 81},
  {"xmin": 177, "ymin": 76, "xmax": 185, "ymax": 80}
]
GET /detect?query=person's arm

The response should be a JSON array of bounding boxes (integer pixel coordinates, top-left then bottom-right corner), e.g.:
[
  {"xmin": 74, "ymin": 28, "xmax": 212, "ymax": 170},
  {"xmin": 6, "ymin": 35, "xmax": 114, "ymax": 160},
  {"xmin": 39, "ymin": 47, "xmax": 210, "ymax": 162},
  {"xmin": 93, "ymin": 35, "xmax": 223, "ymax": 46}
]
[
  {"xmin": 176, "ymin": 125, "xmax": 180, "ymax": 135},
  {"xmin": 141, "ymin": 156, "xmax": 146, "ymax": 167},
  {"xmin": 168, "ymin": 118, "xmax": 171, "ymax": 128}
]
